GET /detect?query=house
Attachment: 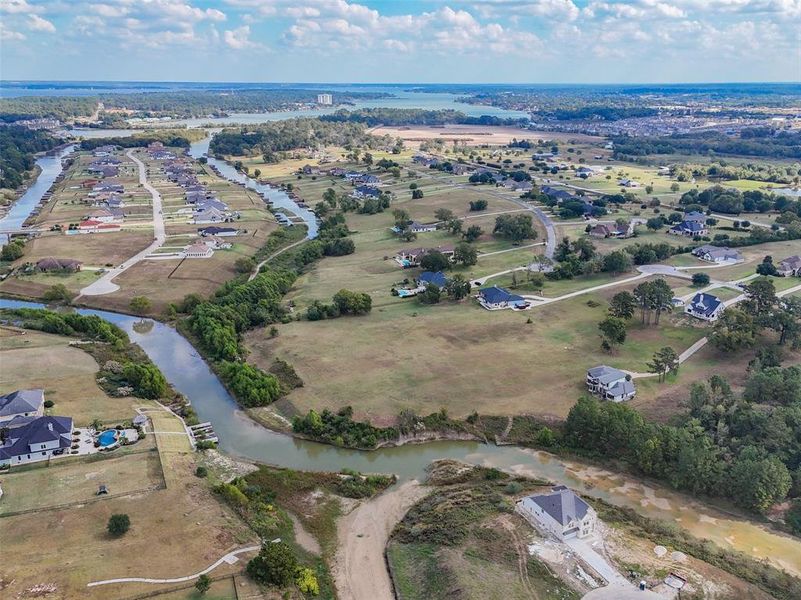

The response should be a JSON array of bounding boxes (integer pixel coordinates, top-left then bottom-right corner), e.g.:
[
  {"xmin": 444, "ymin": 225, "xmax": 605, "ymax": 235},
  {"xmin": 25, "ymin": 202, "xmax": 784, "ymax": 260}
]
[
  {"xmin": 394, "ymin": 246, "xmax": 455, "ymax": 268},
  {"xmin": 409, "ymin": 221, "xmax": 437, "ymax": 233},
  {"xmin": 193, "ymin": 207, "xmax": 227, "ymax": 224},
  {"xmin": 505, "ymin": 180, "xmax": 533, "ymax": 192},
  {"xmin": 451, "ymin": 163, "xmax": 472, "ymax": 175},
  {"xmin": 183, "ymin": 242, "xmax": 214, "ymax": 258},
  {"xmin": 0, "ymin": 389, "xmax": 45, "ymax": 424},
  {"xmin": 198, "ymin": 226, "xmax": 239, "ymax": 237},
  {"xmin": 417, "ymin": 271, "xmax": 448, "ymax": 289},
  {"xmin": 202, "ymin": 236, "xmax": 232, "ymax": 250},
  {"xmin": 686, "ymin": 292, "xmax": 724, "ymax": 322},
  {"xmin": 0, "ymin": 415, "xmax": 74, "ymax": 467},
  {"xmin": 355, "ymin": 174, "xmax": 380, "ymax": 185},
  {"xmin": 618, "ymin": 178, "xmax": 640, "ymax": 188},
  {"xmin": 477, "ymin": 286, "xmax": 528, "ymax": 310},
  {"xmin": 413, "ymin": 154, "xmax": 440, "ymax": 167},
  {"xmin": 586, "ymin": 365, "xmax": 636, "ymax": 402},
  {"xmin": 87, "ymin": 208, "xmax": 124, "ymax": 223},
  {"xmin": 93, "ymin": 145, "xmax": 117, "ymax": 157},
  {"xmin": 92, "ymin": 182, "xmax": 124, "ymax": 194},
  {"xmin": 532, "ymin": 152, "xmax": 556, "ymax": 160},
  {"xmin": 575, "ymin": 166, "xmax": 596, "ymax": 178},
  {"xmin": 76, "ymin": 220, "xmax": 121, "ymax": 233},
  {"xmin": 777, "ymin": 256, "xmax": 801, "ymax": 277},
  {"xmin": 540, "ymin": 185, "xmax": 577, "ymax": 203},
  {"xmin": 36, "ymin": 257, "xmax": 82, "ymax": 273},
  {"xmin": 352, "ymin": 185, "xmax": 381, "ymax": 199},
  {"xmin": 517, "ymin": 486, "xmax": 597, "ymax": 541},
  {"xmin": 194, "ymin": 197, "xmax": 228, "ymax": 212},
  {"xmin": 683, "ymin": 211, "xmax": 707, "ymax": 224},
  {"xmin": 692, "ymin": 245, "xmax": 742, "ymax": 264},
  {"xmin": 588, "ymin": 224, "xmax": 613, "ymax": 238},
  {"xmin": 669, "ymin": 220, "xmax": 708, "ymax": 237}
]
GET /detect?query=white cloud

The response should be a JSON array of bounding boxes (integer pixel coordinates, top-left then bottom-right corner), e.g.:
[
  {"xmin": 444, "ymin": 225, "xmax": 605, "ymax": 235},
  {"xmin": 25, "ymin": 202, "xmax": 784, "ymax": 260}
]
[
  {"xmin": 223, "ymin": 25, "xmax": 258, "ymax": 49},
  {"xmin": 28, "ymin": 15, "xmax": 56, "ymax": 33},
  {"xmin": 0, "ymin": 23, "xmax": 26, "ymax": 40},
  {"xmin": 0, "ymin": 0, "xmax": 40, "ymax": 14}
]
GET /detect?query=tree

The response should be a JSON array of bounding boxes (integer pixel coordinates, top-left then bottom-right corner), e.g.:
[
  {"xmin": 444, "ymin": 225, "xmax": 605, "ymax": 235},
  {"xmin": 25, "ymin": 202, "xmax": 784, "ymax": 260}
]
[
  {"xmin": 332, "ymin": 289, "xmax": 372, "ymax": 315},
  {"xmin": 601, "ymin": 250, "xmax": 633, "ymax": 274},
  {"xmin": 756, "ymin": 255, "xmax": 779, "ymax": 277},
  {"xmin": 246, "ymin": 541, "xmax": 298, "ymax": 587},
  {"xmin": 609, "ymin": 291, "xmax": 636, "ymax": 320},
  {"xmin": 453, "ymin": 242, "xmax": 477, "ymax": 266},
  {"xmin": 447, "ymin": 218, "xmax": 463, "ymax": 235},
  {"xmin": 0, "ymin": 240, "xmax": 24, "ymax": 261},
  {"xmin": 434, "ymin": 208, "xmax": 454, "ymax": 222},
  {"xmin": 420, "ymin": 250, "xmax": 451, "ymax": 272},
  {"xmin": 42, "ymin": 284, "xmax": 73, "ymax": 303},
  {"xmin": 469, "ymin": 199, "xmax": 488, "ymax": 212},
  {"xmin": 692, "ymin": 272, "xmax": 710, "ymax": 286},
  {"xmin": 599, "ymin": 316, "xmax": 627, "ymax": 352},
  {"xmin": 411, "ymin": 189, "xmax": 424, "ymax": 199},
  {"xmin": 235, "ymin": 257, "xmax": 255, "ymax": 274},
  {"xmin": 253, "ymin": 168, "xmax": 261, "ymax": 179},
  {"xmin": 728, "ymin": 448, "xmax": 791, "ymax": 513},
  {"xmin": 710, "ymin": 308, "xmax": 757, "ymax": 352},
  {"xmin": 129, "ymin": 296, "xmax": 151, "ymax": 315},
  {"xmin": 323, "ymin": 188, "xmax": 337, "ymax": 207},
  {"xmin": 646, "ymin": 217, "xmax": 664, "ymax": 231},
  {"xmin": 649, "ymin": 278, "xmax": 674, "ymax": 325},
  {"xmin": 195, "ymin": 574, "xmax": 211, "ymax": 595},
  {"xmin": 648, "ymin": 346, "xmax": 679, "ymax": 382},
  {"xmin": 493, "ymin": 214, "xmax": 536, "ymax": 243},
  {"xmin": 362, "ymin": 152, "xmax": 373, "ymax": 165},
  {"xmin": 670, "ymin": 182, "xmax": 680, "ymax": 192},
  {"xmin": 418, "ymin": 283, "xmax": 441, "ymax": 304},
  {"xmin": 107, "ymin": 513, "xmax": 130, "ymax": 537},
  {"xmin": 742, "ymin": 278, "xmax": 777, "ymax": 318},
  {"xmin": 445, "ymin": 274, "xmax": 471, "ymax": 301},
  {"xmin": 463, "ymin": 224, "xmax": 483, "ymax": 243}
]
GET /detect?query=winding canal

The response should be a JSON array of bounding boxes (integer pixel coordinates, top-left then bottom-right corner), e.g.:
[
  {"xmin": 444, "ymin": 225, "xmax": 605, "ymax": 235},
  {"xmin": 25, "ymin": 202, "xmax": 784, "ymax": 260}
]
[{"xmin": 2, "ymin": 297, "xmax": 801, "ymax": 576}]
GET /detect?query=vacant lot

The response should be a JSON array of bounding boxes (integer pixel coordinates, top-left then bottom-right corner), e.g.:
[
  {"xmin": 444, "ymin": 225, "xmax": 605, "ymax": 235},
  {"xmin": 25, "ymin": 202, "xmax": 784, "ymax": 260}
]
[
  {"xmin": 0, "ymin": 329, "xmax": 140, "ymax": 425},
  {"xmin": 368, "ymin": 124, "xmax": 601, "ymax": 147},
  {"xmin": 0, "ymin": 449, "xmax": 163, "ymax": 514},
  {"xmin": 248, "ymin": 284, "xmax": 705, "ymax": 423}
]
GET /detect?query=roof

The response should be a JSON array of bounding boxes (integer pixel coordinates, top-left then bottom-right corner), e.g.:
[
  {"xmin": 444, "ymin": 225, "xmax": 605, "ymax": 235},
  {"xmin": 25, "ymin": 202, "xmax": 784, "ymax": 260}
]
[
  {"xmin": 587, "ymin": 365, "xmax": 627, "ymax": 385},
  {"xmin": 479, "ymin": 285, "xmax": 524, "ymax": 304},
  {"xmin": 523, "ymin": 488, "xmax": 591, "ymax": 526},
  {"xmin": 0, "ymin": 389, "xmax": 44, "ymax": 418},
  {"xmin": 36, "ymin": 257, "xmax": 82, "ymax": 270},
  {"xmin": 418, "ymin": 271, "xmax": 448, "ymax": 288},
  {"xmin": 608, "ymin": 379, "xmax": 636, "ymax": 397},
  {"xmin": 689, "ymin": 292, "xmax": 722, "ymax": 316},
  {"xmin": 684, "ymin": 211, "xmax": 707, "ymax": 222},
  {"xmin": 0, "ymin": 415, "xmax": 73, "ymax": 461},
  {"xmin": 672, "ymin": 220, "xmax": 705, "ymax": 232},
  {"xmin": 779, "ymin": 255, "xmax": 801, "ymax": 269},
  {"xmin": 694, "ymin": 245, "xmax": 741, "ymax": 261},
  {"xmin": 198, "ymin": 226, "xmax": 238, "ymax": 235}
]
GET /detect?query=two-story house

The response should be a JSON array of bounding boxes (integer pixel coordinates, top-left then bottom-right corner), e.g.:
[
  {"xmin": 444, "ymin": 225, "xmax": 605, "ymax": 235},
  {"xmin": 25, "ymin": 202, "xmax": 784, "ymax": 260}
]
[
  {"xmin": 517, "ymin": 486, "xmax": 597, "ymax": 540},
  {"xmin": 586, "ymin": 365, "xmax": 636, "ymax": 402}
]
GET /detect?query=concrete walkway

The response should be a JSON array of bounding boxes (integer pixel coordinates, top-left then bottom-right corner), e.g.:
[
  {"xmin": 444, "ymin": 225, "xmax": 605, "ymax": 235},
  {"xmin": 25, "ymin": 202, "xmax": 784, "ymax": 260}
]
[
  {"xmin": 79, "ymin": 149, "xmax": 167, "ymax": 296},
  {"xmin": 87, "ymin": 545, "xmax": 260, "ymax": 587}
]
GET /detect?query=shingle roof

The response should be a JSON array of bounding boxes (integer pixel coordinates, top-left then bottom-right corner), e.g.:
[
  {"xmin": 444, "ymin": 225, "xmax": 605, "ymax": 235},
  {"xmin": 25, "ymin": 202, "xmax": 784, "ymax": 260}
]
[
  {"xmin": 479, "ymin": 285, "xmax": 524, "ymax": 304},
  {"xmin": 689, "ymin": 292, "xmax": 722, "ymax": 317},
  {"xmin": 418, "ymin": 271, "xmax": 448, "ymax": 288},
  {"xmin": 526, "ymin": 488, "xmax": 590, "ymax": 526},
  {"xmin": 0, "ymin": 389, "xmax": 44, "ymax": 418},
  {"xmin": 587, "ymin": 365, "xmax": 627, "ymax": 384},
  {"xmin": 0, "ymin": 415, "xmax": 73, "ymax": 461}
]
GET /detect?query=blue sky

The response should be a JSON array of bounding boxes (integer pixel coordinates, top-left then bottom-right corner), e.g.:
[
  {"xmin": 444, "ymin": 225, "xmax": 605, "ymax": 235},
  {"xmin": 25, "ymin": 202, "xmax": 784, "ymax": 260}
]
[{"xmin": 1, "ymin": 0, "xmax": 799, "ymax": 83}]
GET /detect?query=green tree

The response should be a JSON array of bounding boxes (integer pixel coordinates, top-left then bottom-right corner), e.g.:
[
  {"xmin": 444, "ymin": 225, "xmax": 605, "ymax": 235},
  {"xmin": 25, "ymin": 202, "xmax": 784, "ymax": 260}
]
[
  {"xmin": 599, "ymin": 316, "xmax": 627, "ymax": 352},
  {"xmin": 742, "ymin": 277, "xmax": 777, "ymax": 318},
  {"xmin": 235, "ymin": 257, "xmax": 255, "ymax": 274},
  {"xmin": 195, "ymin": 574, "xmax": 211, "ymax": 595},
  {"xmin": 0, "ymin": 240, "xmax": 24, "ymax": 261},
  {"xmin": 323, "ymin": 188, "xmax": 337, "ymax": 207},
  {"xmin": 756, "ymin": 255, "xmax": 778, "ymax": 276},
  {"xmin": 122, "ymin": 363, "xmax": 168, "ymax": 399},
  {"xmin": 646, "ymin": 217, "xmax": 664, "ymax": 231},
  {"xmin": 469, "ymin": 199, "xmax": 488, "ymax": 211},
  {"xmin": 462, "ymin": 224, "xmax": 483, "ymax": 243},
  {"xmin": 411, "ymin": 189, "xmax": 424, "ymax": 199},
  {"xmin": 447, "ymin": 218, "xmax": 463, "ymax": 235},
  {"xmin": 420, "ymin": 250, "xmax": 451, "ymax": 272},
  {"xmin": 609, "ymin": 291, "xmax": 636, "ymax": 320},
  {"xmin": 710, "ymin": 308, "xmax": 757, "ymax": 352},
  {"xmin": 253, "ymin": 168, "xmax": 261, "ymax": 179},
  {"xmin": 418, "ymin": 283, "xmax": 441, "ymax": 304},
  {"xmin": 692, "ymin": 272, "xmax": 710, "ymax": 286},
  {"xmin": 670, "ymin": 182, "xmax": 680, "ymax": 192},
  {"xmin": 493, "ymin": 214, "xmax": 536, "ymax": 243},
  {"xmin": 648, "ymin": 346, "xmax": 680, "ymax": 382},
  {"xmin": 729, "ymin": 448, "xmax": 791, "ymax": 513},
  {"xmin": 246, "ymin": 541, "xmax": 298, "ymax": 587},
  {"xmin": 107, "ymin": 513, "xmax": 130, "ymax": 537},
  {"xmin": 601, "ymin": 250, "xmax": 633, "ymax": 274},
  {"xmin": 129, "ymin": 296, "xmax": 151, "ymax": 315},
  {"xmin": 332, "ymin": 289, "xmax": 372, "ymax": 315},
  {"xmin": 445, "ymin": 274, "xmax": 471, "ymax": 301},
  {"xmin": 453, "ymin": 242, "xmax": 477, "ymax": 266},
  {"xmin": 42, "ymin": 284, "xmax": 73, "ymax": 303},
  {"xmin": 434, "ymin": 208, "xmax": 454, "ymax": 222}
]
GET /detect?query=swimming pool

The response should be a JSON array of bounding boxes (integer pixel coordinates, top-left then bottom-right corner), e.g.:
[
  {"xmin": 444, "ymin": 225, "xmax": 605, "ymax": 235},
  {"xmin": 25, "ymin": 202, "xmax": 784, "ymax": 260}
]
[{"xmin": 98, "ymin": 430, "xmax": 118, "ymax": 447}]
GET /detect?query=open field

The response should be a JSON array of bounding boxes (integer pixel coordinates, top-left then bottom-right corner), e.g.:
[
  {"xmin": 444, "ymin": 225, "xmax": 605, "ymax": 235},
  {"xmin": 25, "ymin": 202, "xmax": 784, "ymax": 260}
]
[
  {"xmin": 248, "ymin": 285, "xmax": 705, "ymax": 424},
  {"xmin": 0, "ymin": 329, "xmax": 140, "ymax": 425},
  {"xmin": 367, "ymin": 124, "xmax": 602, "ymax": 147}
]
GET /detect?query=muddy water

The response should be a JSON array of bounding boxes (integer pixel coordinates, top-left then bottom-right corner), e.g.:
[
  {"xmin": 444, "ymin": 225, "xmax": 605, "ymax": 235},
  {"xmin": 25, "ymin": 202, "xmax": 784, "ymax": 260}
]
[{"xmin": 1, "ymin": 298, "xmax": 799, "ymax": 576}]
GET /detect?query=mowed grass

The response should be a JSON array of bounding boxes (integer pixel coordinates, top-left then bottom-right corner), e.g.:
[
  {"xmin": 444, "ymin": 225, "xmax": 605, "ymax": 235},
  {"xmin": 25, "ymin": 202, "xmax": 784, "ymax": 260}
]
[
  {"xmin": 248, "ymin": 287, "xmax": 705, "ymax": 423},
  {"xmin": 0, "ymin": 450, "xmax": 163, "ymax": 514},
  {"xmin": 0, "ymin": 329, "xmax": 140, "ymax": 426}
]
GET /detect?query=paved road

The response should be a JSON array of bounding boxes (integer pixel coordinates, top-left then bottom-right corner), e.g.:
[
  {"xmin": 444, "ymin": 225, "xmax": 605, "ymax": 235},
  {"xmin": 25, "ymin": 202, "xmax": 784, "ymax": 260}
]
[
  {"xmin": 79, "ymin": 149, "xmax": 166, "ymax": 296},
  {"xmin": 565, "ymin": 536, "xmax": 631, "ymax": 587},
  {"xmin": 87, "ymin": 545, "xmax": 260, "ymax": 587}
]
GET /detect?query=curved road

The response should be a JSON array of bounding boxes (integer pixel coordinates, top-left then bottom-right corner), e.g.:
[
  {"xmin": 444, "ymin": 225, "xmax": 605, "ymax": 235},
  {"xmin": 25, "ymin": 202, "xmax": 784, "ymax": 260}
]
[{"xmin": 80, "ymin": 149, "xmax": 166, "ymax": 296}]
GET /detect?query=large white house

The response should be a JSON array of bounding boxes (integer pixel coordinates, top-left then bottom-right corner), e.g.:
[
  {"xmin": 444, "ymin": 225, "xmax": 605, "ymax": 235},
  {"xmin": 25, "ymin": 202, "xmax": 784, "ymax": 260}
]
[
  {"xmin": 685, "ymin": 292, "xmax": 724, "ymax": 322},
  {"xmin": 692, "ymin": 245, "xmax": 742, "ymax": 264},
  {"xmin": 0, "ymin": 389, "xmax": 45, "ymax": 424},
  {"xmin": 517, "ymin": 486, "xmax": 597, "ymax": 540},
  {"xmin": 0, "ymin": 415, "xmax": 74, "ymax": 467},
  {"xmin": 586, "ymin": 365, "xmax": 636, "ymax": 402}
]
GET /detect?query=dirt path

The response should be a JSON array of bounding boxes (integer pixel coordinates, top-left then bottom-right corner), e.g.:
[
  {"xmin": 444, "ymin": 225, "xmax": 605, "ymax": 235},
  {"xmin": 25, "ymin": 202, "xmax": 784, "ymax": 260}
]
[
  {"xmin": 332, "ymin": 480, "xmax": 429, "ymax": 600},
  {"xmin": 289, "ymin": 513, "xmax": 321, "ymax": 555},
  {"xmin": 248, "ymin": 238, "xmax": 307, "ymax": 281}
]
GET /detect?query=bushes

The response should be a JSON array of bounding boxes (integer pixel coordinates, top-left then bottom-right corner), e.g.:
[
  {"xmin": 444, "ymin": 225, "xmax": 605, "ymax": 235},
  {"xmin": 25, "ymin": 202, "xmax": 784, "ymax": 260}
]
[
  {"xmin": 122, "ymin": 363, "xmax": 168, "ymax": 399},
  {"xmin": 292, "ymin": 407, "xmax": 398, "ymax": 449},
  {"xmin": 0, "ymin": 308, "xmax": 128, "ymax": 344},
  {"xmin": 332, "ymin": 289, "xmax": 372, "ymax": 315},
  {"xmin": 107, "ymin": 514, "xmax": 130, "ymax": 537},
  {"xmin": 246, "ymin": 541, "xmax": 298, "ymax": 587},
  {"xmin": 219, "ymin": 361, "xmax": 282, "ymax": 408}
]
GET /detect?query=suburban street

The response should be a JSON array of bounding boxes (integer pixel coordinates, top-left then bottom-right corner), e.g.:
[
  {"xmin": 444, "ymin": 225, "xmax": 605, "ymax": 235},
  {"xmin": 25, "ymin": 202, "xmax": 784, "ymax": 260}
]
[{"xmin": 79, "ymin": 149, "xmax": 167, "ymax": 296}]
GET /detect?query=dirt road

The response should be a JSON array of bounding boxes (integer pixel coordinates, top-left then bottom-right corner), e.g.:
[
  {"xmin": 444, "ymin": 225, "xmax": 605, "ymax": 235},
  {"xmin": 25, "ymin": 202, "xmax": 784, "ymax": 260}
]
[{"xmin": 332, "ymin": 480, "xmax": 429, "ymax": 600}]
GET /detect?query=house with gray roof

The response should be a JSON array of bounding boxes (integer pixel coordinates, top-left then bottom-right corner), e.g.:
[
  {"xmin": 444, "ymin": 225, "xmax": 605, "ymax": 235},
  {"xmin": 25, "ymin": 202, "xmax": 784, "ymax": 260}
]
[
  {"xmin": 517, "ymin": 486, "xmax": 597, "ymax": 540},
  {"xmin": 777, "ymin": 255, "xmax": 801, "ymax": 277},
  {"xmin": 0, "ymin": 389, "xmax": 45, "ymax": 424},
  {"xmin": 691, "ymin": 245, "xmax": 742, "ymax": 264},
  {"xmin": 686, "ymin": 292, "xmax": 724, "ymax": 322},
  {"xmin": 0, "ymin": 415, "xmax": 73, "ymax": 467},
  {"xmin": 586, "ymin": 365, "xmax": 636, "ymax": 402}
]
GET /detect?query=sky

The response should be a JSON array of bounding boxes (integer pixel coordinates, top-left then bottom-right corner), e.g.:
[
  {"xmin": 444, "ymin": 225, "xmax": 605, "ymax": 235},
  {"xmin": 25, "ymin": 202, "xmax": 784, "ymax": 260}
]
[{"xmin": 0, "ymin": 0, "xmax": 799, "ymax": 83}]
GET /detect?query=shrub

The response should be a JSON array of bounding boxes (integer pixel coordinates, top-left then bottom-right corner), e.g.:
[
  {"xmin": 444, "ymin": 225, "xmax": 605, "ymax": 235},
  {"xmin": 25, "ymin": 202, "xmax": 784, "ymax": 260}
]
[
  {"xmin": 246, "ymin": 541, "xmax": 298, "ymax": 587},
  {"xmin": 107, "ymin": 513, "xmax": 130, "ymax": 537},
  {"xmin": 195, "ymin": 466, "xmax": 208, "ymax": 478},
  {"xmin": 43, "ymin": 399, "xmax": 54, "ymax": 409}
]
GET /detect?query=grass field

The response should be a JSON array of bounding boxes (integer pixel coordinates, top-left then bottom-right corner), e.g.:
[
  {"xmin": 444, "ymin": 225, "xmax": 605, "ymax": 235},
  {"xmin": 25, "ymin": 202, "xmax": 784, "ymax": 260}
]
[
  {"xmin": 248, "ymin": 285, "xmax": 705, "ymax": 424},
  {"xmin": 0, "ymin": 329, "xmax": 141, "ymax": 425}
]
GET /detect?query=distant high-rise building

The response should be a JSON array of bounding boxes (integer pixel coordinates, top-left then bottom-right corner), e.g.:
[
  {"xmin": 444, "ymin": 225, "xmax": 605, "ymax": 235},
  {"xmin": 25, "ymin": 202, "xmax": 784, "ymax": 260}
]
[{"xmin": 317, "ymin": 93, "xmax": 333, "ymax": 105}]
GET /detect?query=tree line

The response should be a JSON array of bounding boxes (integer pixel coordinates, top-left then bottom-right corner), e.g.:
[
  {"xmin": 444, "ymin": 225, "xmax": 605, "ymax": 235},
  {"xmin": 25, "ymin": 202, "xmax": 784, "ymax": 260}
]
[{"xmin": 0, "ymin": 126, "xmax": 61, "ymax": 189}]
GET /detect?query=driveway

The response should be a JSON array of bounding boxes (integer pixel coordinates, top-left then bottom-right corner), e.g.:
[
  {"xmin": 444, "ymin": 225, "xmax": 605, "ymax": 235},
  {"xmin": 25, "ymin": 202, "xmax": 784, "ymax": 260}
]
[
  {"xmin": 80, "ymin": 149, "xmax": 167, "ymax": 296},
  {"xmin": 565, "ymin": 536, "xmax": 631, "ymax": 588}
]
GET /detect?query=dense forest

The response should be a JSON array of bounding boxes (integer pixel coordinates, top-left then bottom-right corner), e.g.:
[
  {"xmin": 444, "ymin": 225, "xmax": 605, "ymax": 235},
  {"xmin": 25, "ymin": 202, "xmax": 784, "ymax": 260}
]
[
  {"xmin": 209, "ymin": 118, "xmax": 395, "ymax": 159},
  {"xmin": 612, "ymin": 129, "xmax": 801, "ymax": 160},
  {"xmin": 0, "ymin": 96, "xmax": 97, "ymax": 122},
  {"xmin": 672, "ymin": 161, "xmax": 801, "ymax": 185},
  {"xmin": 78, "ymin": 129, "xmax": 207, "ymax": 151},
  {"xmin": 0, "ymin": 126, "xmax": 60, "ymax": 189},
  {"xmin": 319, "ymin": 107, "xmax": 525, "ymax": 126}
]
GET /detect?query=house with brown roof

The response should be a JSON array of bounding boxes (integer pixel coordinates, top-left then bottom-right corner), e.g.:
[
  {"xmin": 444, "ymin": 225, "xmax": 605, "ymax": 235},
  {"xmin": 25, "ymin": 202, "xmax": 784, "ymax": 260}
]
[
  {"xmin": 777, "ymin": 256, "xmax": 801, "ymax": 277},
  {"xmin": 36, "ymin": 257, "xmax": 82, "ymax": 273}
]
